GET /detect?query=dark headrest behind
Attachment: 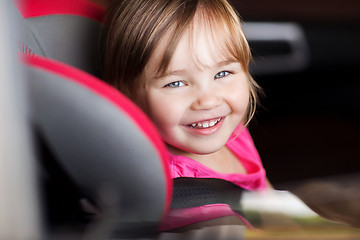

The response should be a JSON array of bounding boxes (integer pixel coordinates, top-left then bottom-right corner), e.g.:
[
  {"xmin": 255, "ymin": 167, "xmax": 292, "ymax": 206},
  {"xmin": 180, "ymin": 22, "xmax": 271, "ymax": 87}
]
[{"xmin": 14, "ymin": 0, "xmax": 105, "ymax": 77}]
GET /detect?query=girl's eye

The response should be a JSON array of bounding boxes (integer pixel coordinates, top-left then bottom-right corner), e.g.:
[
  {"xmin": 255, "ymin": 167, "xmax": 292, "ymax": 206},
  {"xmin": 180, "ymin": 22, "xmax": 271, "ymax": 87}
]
[
  {"xmin": 165, "ymin": 81, "xmax": 185, "ymax": 88},
  {"xmin": 214, "ymin": 71, "xmax": 230, "ymax": 79}
]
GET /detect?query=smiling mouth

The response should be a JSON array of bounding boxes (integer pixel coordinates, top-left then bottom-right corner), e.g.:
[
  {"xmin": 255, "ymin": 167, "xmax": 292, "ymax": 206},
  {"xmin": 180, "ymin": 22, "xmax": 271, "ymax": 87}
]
[{"xmin": 187, "ymin": 118, "xmax": 222, "ymax": 129}]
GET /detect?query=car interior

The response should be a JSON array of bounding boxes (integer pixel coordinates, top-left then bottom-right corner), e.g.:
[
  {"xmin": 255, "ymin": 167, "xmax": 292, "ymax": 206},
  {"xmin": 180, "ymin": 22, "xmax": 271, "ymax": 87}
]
[
  {"xmin": 3, "ymin": 0, "xmax": 171, "ymax": 239},
  {"xmin": 235, "ymin": 0, "xmax": 360, "ymax": 237},
  {"xmin": 1, "ymin": 0, "xmax": 359, "ymax": 239}
]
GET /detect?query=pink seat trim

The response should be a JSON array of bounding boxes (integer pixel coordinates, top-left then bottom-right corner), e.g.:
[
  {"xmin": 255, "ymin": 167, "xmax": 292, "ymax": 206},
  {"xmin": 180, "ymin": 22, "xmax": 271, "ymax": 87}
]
[
  {"xmin": 15, "ymin": 0, "xmax": 105, "ymax": 22},
  {"xmin": 159, "ymin": 204, "xmax": 254, "ymax": 231}
]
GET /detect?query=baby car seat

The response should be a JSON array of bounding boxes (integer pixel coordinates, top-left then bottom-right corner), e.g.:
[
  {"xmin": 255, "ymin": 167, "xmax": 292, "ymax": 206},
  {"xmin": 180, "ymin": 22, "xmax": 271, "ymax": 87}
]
[
  {"xmin": 13, "ymin": 0, "xmax": 254, "ymax": 238},
  {"xmin": 21, "ymin": 54, "xmax": 172, "ymax": 239},
  {"xmin": 12, "ymin": 0, "xmax": 172, "ymax": 238}
]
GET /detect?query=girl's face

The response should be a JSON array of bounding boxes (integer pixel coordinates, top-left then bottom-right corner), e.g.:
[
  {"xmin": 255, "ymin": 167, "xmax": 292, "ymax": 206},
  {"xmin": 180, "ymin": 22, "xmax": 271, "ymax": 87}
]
[{"xmin": 136, "ymin": 21, "xmax": 250, "ymax": 157}]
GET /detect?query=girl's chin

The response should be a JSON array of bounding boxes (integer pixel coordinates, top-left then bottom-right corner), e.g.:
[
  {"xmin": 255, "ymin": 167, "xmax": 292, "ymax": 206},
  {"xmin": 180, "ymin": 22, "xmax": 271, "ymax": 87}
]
[{"xmin": 166, "ymin": 143, "xmax": 223, "ymax": 156}]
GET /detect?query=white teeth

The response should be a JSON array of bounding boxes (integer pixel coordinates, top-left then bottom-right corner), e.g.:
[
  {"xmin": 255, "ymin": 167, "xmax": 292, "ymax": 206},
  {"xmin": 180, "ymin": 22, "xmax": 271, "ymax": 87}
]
[
  {"xmin": 189, "ymin": 118, "xmax": 222, "ymax": 129},
  {"xmin": 209, "ymin": 120, "xmax": 216, "ymax": 127}
]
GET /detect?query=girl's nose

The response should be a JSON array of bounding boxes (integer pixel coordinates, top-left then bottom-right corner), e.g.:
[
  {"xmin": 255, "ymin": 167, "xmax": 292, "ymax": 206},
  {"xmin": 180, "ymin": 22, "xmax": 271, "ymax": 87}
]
[{"xmin": 191, "ymin": 87, "xmax": 221, "ymax": 110}]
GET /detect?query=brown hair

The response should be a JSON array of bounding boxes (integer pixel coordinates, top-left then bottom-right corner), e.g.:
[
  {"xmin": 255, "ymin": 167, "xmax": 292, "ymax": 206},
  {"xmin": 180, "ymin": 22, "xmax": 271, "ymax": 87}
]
[{"xmin": 104, "ymin": 0, "xmax": 260, "ymax": 124}]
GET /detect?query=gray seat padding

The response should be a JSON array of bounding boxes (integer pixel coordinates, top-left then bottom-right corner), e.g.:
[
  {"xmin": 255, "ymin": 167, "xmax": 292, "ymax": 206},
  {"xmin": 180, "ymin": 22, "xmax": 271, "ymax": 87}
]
[{"xmin": 22, "ymin": 55, "xmax": 171, "ymax": 238}]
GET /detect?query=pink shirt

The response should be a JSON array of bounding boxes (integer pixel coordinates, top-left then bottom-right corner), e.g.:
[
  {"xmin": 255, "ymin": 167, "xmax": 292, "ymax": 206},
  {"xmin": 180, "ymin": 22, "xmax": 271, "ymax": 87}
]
[
  {"xmin": 169, "ymin": 125, "xmax": 267, "ymax": 190},
  {"xmin": 160, "ymin": 126, "xmax": 267, "ymax": 231}
]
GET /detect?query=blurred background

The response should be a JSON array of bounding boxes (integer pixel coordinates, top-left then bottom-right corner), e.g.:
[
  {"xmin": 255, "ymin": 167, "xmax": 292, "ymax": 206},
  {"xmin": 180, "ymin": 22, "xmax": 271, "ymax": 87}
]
[
  {"xmin": 230, "ymin": 0, "xmax": 360, "ymax": 186},
  {"xmin": 229, "ymin": 0, "xmax": 360, "ymax": 237}
]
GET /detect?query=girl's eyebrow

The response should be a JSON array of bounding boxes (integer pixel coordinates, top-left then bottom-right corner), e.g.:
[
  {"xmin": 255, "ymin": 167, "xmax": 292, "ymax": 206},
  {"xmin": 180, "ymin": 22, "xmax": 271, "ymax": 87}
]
[
  {"xmin": 154, "ymin": 69, "xmax": 187, "ymax": 80},
  {"xmin": 216, "ymin": 60, "xmax": 239, "ymax": 68},
  {"xmin": 203, "ymin": 60, "xmax": 240, "ymax": 70},
  {"xmin": 152, "ymin": 60, "xmax": 239, "ymax": 80}
]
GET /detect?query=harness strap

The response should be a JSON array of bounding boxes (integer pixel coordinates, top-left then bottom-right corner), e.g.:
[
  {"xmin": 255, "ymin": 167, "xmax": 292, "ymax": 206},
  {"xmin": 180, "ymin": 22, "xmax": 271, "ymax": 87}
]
[{"xmin": 171, "ymin": 177, "xmax": 244, "ymax": 215}]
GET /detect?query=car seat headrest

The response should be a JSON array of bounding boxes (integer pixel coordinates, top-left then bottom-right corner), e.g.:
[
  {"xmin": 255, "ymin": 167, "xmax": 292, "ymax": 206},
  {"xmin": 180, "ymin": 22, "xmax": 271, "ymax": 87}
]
[
  {"xmin": 14, "ymin": 0, "xmax": 105, "ymax": 77},
  {"xmin": 21, "ymin": 54, "xmax": 172, "ymax": 238}
]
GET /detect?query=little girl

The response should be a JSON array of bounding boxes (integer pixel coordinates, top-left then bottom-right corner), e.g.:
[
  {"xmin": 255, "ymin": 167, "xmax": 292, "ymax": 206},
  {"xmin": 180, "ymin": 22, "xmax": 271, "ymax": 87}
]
[{"xmin": 104, "ymin": 0, "xmax": 268, "ymax": 231}]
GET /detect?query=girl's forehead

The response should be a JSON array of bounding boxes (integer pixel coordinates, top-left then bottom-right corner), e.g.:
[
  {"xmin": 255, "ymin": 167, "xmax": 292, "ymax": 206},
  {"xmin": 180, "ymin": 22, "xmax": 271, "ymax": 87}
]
[
  {"xmin": 175, "ymin": 17, "xmax": 237, "ymax": 67},
  {"xmin": 187, "ymin": 32, "xmax": 231, "ymax": 66},
  {"xmin": 145, "ymin": 28, "xmax": 233, "ymax": 81},
  {"xmin": 147, "ymin": 8, "xmax": 244, "ymax": 78}
]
